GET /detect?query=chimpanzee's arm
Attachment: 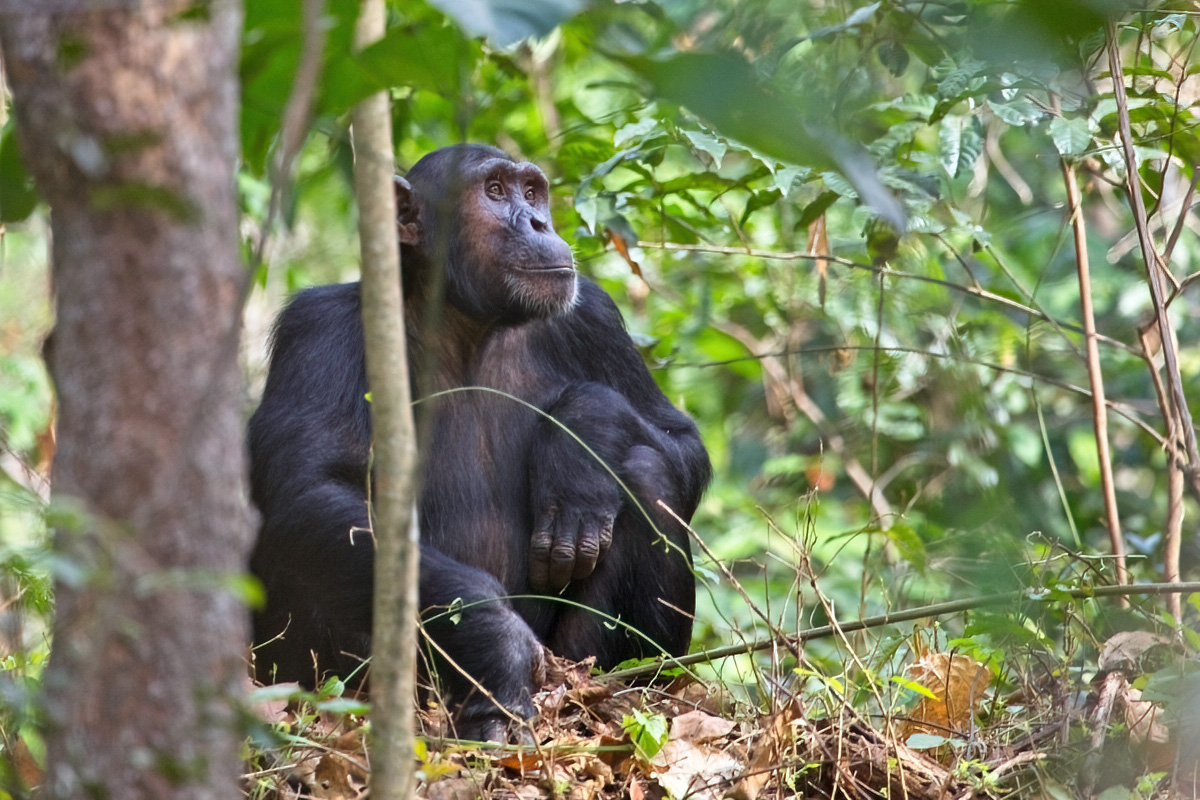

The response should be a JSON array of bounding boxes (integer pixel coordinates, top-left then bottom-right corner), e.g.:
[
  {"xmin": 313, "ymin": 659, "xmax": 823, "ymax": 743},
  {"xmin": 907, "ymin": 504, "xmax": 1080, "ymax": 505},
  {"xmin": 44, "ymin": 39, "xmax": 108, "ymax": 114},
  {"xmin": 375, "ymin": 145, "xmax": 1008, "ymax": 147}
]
[{"xmin": 526, "ymin": 281, "xmax": 711, "ymax": 592}]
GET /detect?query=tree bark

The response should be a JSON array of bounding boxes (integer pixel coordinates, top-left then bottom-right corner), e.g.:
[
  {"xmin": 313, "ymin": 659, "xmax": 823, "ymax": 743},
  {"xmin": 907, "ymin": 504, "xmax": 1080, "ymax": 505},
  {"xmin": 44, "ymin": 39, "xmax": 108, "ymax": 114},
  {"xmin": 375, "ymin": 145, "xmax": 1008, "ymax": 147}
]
[
  {"xmin": 0, "ymin": 2, "xmax": 251, "ymax": 798},
  {"xmin": 351, "ymin": 1, "xmax": 420, "ymax": 796}
]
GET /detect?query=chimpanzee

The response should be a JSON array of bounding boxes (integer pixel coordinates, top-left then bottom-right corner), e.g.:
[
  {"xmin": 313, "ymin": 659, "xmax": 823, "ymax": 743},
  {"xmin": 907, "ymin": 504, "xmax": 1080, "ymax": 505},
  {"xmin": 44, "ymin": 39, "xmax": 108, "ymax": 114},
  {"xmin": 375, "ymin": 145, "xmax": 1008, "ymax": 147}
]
[{"xmin": 248, "ymin": 144, "xmax": 711, "ymax": 739}]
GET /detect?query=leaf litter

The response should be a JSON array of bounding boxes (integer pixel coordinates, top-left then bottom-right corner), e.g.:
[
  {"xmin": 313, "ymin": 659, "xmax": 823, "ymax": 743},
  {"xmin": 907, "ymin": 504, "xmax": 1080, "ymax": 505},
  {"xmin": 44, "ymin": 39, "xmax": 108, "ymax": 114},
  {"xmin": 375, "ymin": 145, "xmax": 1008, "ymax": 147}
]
[{"xmin": 240, "ymin": 635, "xmax": 1198, "ymax": 799}]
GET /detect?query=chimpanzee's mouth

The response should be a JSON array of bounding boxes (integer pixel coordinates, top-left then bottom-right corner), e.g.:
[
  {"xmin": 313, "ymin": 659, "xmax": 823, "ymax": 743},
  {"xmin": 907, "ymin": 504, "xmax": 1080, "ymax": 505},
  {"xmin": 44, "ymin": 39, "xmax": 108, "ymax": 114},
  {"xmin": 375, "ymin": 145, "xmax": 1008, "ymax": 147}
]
[{"xmin": 518, "ymin": 265, "xmax": 575, "ymax": 274}]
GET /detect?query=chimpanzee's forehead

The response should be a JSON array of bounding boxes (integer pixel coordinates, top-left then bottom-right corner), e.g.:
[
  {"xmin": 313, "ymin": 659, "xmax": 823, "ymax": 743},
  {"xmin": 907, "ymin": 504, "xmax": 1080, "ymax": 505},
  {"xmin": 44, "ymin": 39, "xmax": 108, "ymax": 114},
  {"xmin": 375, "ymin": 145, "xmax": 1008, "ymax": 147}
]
[{"xmin": 468, "ymin": 157, "xmax": 544, "ymax": 181}]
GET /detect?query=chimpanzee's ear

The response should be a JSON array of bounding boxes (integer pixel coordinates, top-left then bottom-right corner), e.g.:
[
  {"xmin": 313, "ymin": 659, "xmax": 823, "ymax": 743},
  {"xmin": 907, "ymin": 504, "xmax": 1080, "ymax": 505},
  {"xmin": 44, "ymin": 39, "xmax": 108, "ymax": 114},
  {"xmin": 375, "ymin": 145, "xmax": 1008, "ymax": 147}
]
[{"xmin": 394, "ymin": 175, "xmax": 421, "ymax": 245}]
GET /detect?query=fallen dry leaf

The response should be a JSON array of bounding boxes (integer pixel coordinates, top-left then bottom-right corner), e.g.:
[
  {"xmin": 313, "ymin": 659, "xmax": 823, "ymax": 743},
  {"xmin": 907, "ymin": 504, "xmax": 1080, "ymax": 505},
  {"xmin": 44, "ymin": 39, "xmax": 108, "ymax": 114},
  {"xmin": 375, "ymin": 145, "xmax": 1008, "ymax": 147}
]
[
  {"xmin": 899, "ymin": 651, "xmax": 993, "ymax": 741},
  {"xmin": 310, "ymin": 752, "xmax": 366, "ymax": 799},
  {"xmin": 1098, "ymin": 631, "xmax": 1173, "ymax": 673},
  {"xmin": 670, "ymin": 709, "xmax": 737, "ymax": 744},
  {"xmin": 1124, "ymin": 685, "xmax": 1170, "ymax": 747},
  {"xmin": 651, "ymin": 738, "xmax": 744, "ymax": 800},
  {"xmin": 426, "ymin": 777, "xmax": 482, "ymax": 800},
  {"xmin": 730, "ymin": 703, "xmax": 802, "ymax": 800}
]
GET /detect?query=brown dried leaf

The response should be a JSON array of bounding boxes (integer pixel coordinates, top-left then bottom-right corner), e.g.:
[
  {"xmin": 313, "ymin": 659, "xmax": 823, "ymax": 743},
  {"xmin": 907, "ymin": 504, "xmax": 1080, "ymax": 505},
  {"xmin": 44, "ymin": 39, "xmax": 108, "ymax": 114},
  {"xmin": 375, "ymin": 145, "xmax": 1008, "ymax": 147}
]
[
  {"xmin": 808, "ymin": 214, "xmax": 830, "ymax": 306},
  {"xmin": 1124, "ymin": 686, "xmax": 1170, "ymax": 746},
  {"xmin": 9, "ymin": 736, "xmax": 41, "ymax": 790},
  {"xmin": 248, "ymin": 678, "xmax": 299, "ymax": 724},
  {"xmin": 730, "ymin": 702, "xmax": 801, "ymax": 800},
  {"xmin": 651, "ymin": 739, "xmax": 744, "ymax": 800},
  {"xmin": 669, "ymin": 675, "xmax": 736, "ymax": 716},
  {"xmin": 1098, "ymin": 631, "xmax": 1172, "ymax": 673},
  {"xmin": 899, "ymin": 652, "xmax": 993, "ymax": 740},
  {"xmin": 497, "ymin": 750, "xmax": 544, "ymax": 771},
  {"xmin": 426, "ymin": 778, "xmax": 482, "ymax": 800},
  {"xmin": 670, "ymin": 709, "xmax": 737, "ymax": 743},
  {"xmin": 606, "ymin": 227, "xmax": 643, "ymax": 277},
  {"xmin": 310, "ymin": 752, "xmax": 366, "ymax": 799}
]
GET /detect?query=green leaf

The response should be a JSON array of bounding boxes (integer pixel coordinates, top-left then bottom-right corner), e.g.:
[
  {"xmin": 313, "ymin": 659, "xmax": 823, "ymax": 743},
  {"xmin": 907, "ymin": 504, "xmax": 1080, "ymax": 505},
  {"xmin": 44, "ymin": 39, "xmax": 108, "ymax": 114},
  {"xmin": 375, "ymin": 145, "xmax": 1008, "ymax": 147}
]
[
  {"xmin": 820, "ymin": 171, "xmax": 858, "ymax": 199},
  {"xmin": 939, "ymin": 115, "xmax": 983, "ymax": 178},
  {"xmin": 905, "ymin": 733, "xmax": 950, "ymax": 750},
  {"xmin": 428, "ymin": 0, "xmax": 586, "ymax": 46},
  {"xmin": 795, "ymin": 190, "xmax": 839, "ymax": 229},
  {"xmin": 618, "ymin": 51, "xmax": 905, "ymax": 230},
  {"xmin": 621, "ymin": 708, "xmax": 669, "ymax": 761},
  {"xmin": 987, "ymin": 98, "xmax": 1044, "ymax": 127},
  {"xmin": 1066, "ymin": 426, "xmax": 1101, "ymax": 482},
  {"xmin": 682, "ymin": 129, "xmax": 727, "ymax": 169},
  {"xmin": 891, "ymin": 675, "xmax": 938, "ymax": 700},
  {"xmin": 0, "ymin": 123, "xmax": 39, "ymax": 223},
  {"xmin": 877, "ymin": 40, "xmax": 910, "ymax": 76},
  {"xmin": 771, "ymin": 164, "xmax": 809, "ymax": 196},
  {"xmin": 317, "ymin": 697, "xmax": 371, "ymax": 715},
  {"xmin": 1048, "ymin": 116, "xmax": 1092, "ymax": 156},
  {"xmin": 321, "ymin": 23, "xmax": 478, "ymax": 115},
  {"xmin": 614, "ymin": 118, "xmax": 659, "ymax": 148},
  {"xmin": 739, "ymin": 189, "xmax": 778, "ymax": 226}
]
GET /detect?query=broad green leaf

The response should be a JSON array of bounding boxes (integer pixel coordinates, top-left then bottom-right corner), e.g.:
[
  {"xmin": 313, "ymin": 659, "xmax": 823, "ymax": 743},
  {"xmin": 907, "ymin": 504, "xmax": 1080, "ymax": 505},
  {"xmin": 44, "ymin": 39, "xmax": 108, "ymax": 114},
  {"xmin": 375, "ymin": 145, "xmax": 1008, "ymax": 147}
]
[
  {"xmin": 905, "ymin": 733, "xmax": 950, "ymax": 750},
  {"xmin": 877, "ymin": 40, "xmax": 910, "ymax": 76},
  {"xmin": 771, "ymin": 164, "xmax": 809, "ymax": 196},
  {"xmin": 795, "ymin": 190, "xmax": 839, "ymax": 229},
  {"xmin": 820, "ymin": 171, "xmax": 858, "ymax": 199},
  {"xmin": 614, "ymin": 118, "xmax": 659, "ymax": 148},
  {"xmin": 321, "ymin": 23, "xmax": 478, "ymax": 115},
  {"xmin": 621, "ymin": 708, "xmax": 668, "ymax": 760},
  {"xmin": 0, "ymin": 123, "xmax": 37, "ymax": 223},
  {"xmin": 1066, "ymin": 426, "xmax": 1101, "ymax": 483},
  {"xmin": 986, "ymin": 98, "xmax": 1043, "ymax": 127},
  {"xmin": 1048, "ymin": 116, "xmax": 1092, "ymax": 156},
  {"xmin": 682, "ymin": 129, "xmax": 727, "ymax": 169},
  {"xmin": 317, "ymin": 697, "xmax": 371, "ymax": 715},
  {"xmin": 939, "ymin": 116, "xmax": 982, "ymax": 178}
]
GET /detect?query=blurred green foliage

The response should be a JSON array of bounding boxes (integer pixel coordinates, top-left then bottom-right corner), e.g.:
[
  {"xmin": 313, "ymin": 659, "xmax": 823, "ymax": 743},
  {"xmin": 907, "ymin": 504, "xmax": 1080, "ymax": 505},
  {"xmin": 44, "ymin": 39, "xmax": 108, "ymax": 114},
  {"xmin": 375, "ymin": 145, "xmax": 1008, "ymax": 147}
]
[
  {"xmin": 241, "ymin": 0, "xmax": 1200, "ymax": 692},
  {"xmin": 1, "ymin": 1, "xmax": 1199, "ymax": 786}
]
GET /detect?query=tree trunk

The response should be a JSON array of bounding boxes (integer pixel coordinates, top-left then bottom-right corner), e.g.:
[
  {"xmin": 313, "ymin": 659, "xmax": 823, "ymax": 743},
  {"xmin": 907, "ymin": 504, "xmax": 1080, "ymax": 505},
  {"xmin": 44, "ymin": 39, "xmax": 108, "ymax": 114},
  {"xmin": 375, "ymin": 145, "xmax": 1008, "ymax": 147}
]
[{"xmin": 0, "ymin": 2, "xmax": 251, "ymax": 798}]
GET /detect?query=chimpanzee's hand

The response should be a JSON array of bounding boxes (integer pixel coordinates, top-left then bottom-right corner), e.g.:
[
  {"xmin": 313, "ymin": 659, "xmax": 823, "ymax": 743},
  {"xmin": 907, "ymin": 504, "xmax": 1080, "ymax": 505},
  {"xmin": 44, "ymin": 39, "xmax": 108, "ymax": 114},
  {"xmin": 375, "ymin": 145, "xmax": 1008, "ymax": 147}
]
[
  {"xmin": 528, "ymin": 467, "xmax": 623, "ymax": 593},
  {"xmin": 454, "ymin": 629, "xmax": 548, "ymax": 743}
]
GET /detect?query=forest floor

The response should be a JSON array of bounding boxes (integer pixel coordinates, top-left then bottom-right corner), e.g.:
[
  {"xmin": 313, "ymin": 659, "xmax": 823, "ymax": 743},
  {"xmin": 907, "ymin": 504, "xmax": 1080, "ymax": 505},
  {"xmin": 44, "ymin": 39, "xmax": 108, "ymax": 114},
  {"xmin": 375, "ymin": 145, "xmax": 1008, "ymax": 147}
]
[{"xmin": 243, "ymin": 632, "xmax": 1197, "ymax": 800}]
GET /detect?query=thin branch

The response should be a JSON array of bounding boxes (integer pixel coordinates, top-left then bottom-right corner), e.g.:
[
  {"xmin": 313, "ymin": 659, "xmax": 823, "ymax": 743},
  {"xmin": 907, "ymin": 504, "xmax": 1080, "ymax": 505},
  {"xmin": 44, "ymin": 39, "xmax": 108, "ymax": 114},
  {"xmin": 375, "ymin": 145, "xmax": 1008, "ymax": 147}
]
[
  {"xmin": 676, "ymin": 344, "xmax": 1168, "ymax": 447},
  {"xmin": 1162, "ymin": 165, "xmax": 1198, "ymax": 269},
  {"xmin": 1061, "ymin": 157, "xmax": 1127, "ymax": 590},
  {"xmin": 666, "ymin": 502, "xmax": 796, "ymax": 657},
  {"xmin": 1108, "ymin": 25, "xmax": 1200, "ymax": 475},
  {"xmin": 636, "ymin": 240, "xmax": 1139, "ymax": 355},
  {"xmin": 1139, "ymin": 322, "xmax": 1190, "ymax": 620},
  {"xmin": 0, "ymin": 446, "xmax": 49, "ymax": 503},
  {"xmin": 985, "ymin": 120, "xmax": 1033, "ymax": 205},
  {"xmin": 352, "ymin": 1, "xmax": 419, "ymax": 796},
  {"xmin": 1165, "ymin": 453, "xmax": 1184, "ymax": 621},
  {"xmin": 605, "ymin": 582, "xmax": 1200, "ymax": 682},
  {"xmin": 250, "ymin": 0, "xmax": 326, "ymax": 272}
]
